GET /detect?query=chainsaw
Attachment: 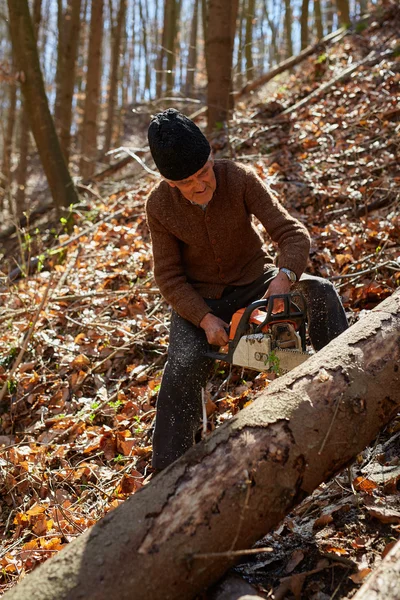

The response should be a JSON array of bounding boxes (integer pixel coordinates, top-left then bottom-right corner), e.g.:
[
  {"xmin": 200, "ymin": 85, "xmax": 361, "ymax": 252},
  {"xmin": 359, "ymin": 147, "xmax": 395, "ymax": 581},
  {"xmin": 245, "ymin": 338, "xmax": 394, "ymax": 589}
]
[{"xmin": 207, "ymin": 293, "xmax": 312, "ymax": 375}]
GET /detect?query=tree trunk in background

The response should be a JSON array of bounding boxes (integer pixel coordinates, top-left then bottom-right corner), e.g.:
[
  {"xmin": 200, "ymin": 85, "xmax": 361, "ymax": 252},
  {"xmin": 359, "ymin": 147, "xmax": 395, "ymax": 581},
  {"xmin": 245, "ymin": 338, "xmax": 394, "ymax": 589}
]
[
  {"xmin": 314, "ymin": 0, "xmax": 324, "ymax": 40},
  {"xmin": 1, "ymin": 65, "xmax": 17, "ymax": 205},
  {"xmin": 244, "ymin": 0, "xmax": 255, "ymax": 81},
  {"xmin": 7, "ymin": 0, "xmax": 79, "ymax": 214},
  {"xmin": 201, "ymin": 0, "xmax": 208, "ymax": 48},
  {"xmin": 3, "ymin": 290, "xmax": 400, "ymax": 600},
  {"xmin": 15, "ymin": 103, "xmax": 29, "ymax": 217},
  {"xmin": 15, "ymin": 0, "xmax": 42, "ymax": 218},
  {"xmin": 165, "ymin": 0, "xmax": 178, "ymax": 94},
  {"xmin": 54, "ymin": 0, "xmax": 82, "ymax": 162},
  {"xmin": 156, "ymin": 0, "xmax": 167, "ymax": 98},
  {"xmin": 265, "ymin": 9, "xmax": 278, "ymax": 68},
  {"xmin": 284, "ymin": 0, "xmax": 293, "ymax": 58},
  {"xmin": 139, "ymin": 0, "xmax": 151, "ymax": 96},
  {"xmin": 336, "ymin": 0, "xmax": 350, "ymax": 26},
  {"xmin": 358, "ymin": 0, "xmax": 367, "ymax": 15},
  {"xmin": 185, "ymin": 0, "xmax": 199, "ymax": 95},
  {"xmin": 80, "ymin": 0, "xmax": 104, "ymax": 179},
  {"xmin": 326, "ymin": 0, "xmax": 334, "ymax": 33},
  {"xmin": 236, "ymin": 0, "xmax": 246, "ymax": 89},
  {"xmin": 206, "ymin": 0, "xmax": 239, "ymax": 130},
  {"xmin": 103, "ymin": 0, "xmax": 127, "ymax": 156},
  {"xmin": 300, "ymin": 0, "xmax": 309, "ymax": 50}
]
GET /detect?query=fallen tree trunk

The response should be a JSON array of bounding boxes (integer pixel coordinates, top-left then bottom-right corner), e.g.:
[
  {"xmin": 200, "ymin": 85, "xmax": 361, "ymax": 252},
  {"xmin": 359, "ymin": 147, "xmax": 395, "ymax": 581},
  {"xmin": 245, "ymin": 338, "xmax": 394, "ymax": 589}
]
[
  {"xmin": 352, "ymin": 539, "xmax": 400, "ymax": 600},
  {"xmin": 4, "ymin": 290, "xmax": 400, "ymax": 600}
]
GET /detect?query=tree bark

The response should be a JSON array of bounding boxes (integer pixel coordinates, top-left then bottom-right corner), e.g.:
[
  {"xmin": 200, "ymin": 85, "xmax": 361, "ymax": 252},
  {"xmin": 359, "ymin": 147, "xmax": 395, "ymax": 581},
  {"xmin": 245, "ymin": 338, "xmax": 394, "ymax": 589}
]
[
  {"xmin": 14, "ymin": 0, "xmax": 42, "ymax": 218},
  {"xmin": 244, "ymin": 0, "xmax": 255, "ymax": 81},
  {"xmin": 352, "ymin": 539, "xmax": 400, "ymax": 600},
  {"xmin": 314, "ymin": 0, "xmax": 324, "ymax": 40},
  {"xmin": 336, "ymin": 0, "xmax": 350, "ymax": 26},
  {"xmin": 156, "ymin": 0, "xmax": 167, "ymax": 98},
  {"xmin": 1, "ymin": 61, "xmax": 17, "ymax": 201},
  {"xmin": 284, "ymin": 0, "xmax": 293, "ymax": 58},
  {"xmin": 102, "ymin": 0, "xmax": 127, "ymax": 156},
  {"xmin": 4, "ymin": 290, "xmax": 400, "ymax": 600},
  {"xmin": 300, "ymin": 0, "xmax": 309, "ymax": 50},
  {"xmin": 165, "ymin": 0, "xmax": 178, "ymax": 93},
  {"xmin": 185, "ymin": 0, "xmax": 199, "ymax": 95},
  {"xmin": 7, "ymin": 0, "xmax": 78, "ymax": 214},
  {"xmin": 54, "ymin": 0, "xmax": 82, "ymax": 161},
  {"xmin": 206, "ymin": 0, "xmax": 239, "ymax": 130},
  {"xmin": 79, "ymin": 0, "xmax": 104, "ymax": 179}
]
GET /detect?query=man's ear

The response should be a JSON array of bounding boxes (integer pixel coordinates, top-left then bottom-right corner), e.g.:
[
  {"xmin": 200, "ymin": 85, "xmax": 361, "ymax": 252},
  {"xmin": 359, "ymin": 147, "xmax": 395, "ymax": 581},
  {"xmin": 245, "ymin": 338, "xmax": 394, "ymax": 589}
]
[{"xmin": 165, "ymin": 179, "xmax": 176, "ymax": 188}]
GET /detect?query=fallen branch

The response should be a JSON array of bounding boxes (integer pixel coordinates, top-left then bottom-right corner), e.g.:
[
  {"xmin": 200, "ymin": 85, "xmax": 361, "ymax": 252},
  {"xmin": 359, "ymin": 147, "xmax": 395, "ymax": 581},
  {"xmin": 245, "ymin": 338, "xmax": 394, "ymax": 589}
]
[
  {"xmin": 0, "ymin": 275, "xmax": 53, "ymax": 404},
  {"xmin": 4, "ymin": 289, "xmax": 400, "ymax": 600},
  {"xmin": 281, "ymin": 49, "xmax": 394, "ymax": 117},
  {"xmin": 235, "ymin": 27, "xmax": 347, "ymax": 99}
]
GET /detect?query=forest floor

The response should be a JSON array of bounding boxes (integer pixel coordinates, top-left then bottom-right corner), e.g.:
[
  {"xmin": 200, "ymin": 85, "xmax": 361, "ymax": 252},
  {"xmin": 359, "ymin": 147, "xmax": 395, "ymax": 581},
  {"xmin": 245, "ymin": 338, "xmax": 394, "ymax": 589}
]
[{"xmin": 0, "ymin": 3, "xmax": 400, "ymax": 598}]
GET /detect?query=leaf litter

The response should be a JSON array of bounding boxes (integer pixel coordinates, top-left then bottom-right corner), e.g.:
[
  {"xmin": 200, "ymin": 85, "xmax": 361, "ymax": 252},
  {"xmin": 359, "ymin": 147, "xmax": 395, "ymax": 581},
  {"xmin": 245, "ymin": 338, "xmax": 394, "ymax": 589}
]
[{"xmin": 0, "ymin": 3, "xmax": 400, "ymax": 597}]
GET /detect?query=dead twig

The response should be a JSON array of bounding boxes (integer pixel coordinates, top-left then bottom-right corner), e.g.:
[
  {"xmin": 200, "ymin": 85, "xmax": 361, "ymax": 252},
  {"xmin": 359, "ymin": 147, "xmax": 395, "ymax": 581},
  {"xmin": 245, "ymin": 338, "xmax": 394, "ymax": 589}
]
[{"xmin": 0, "ymin": 275, "xmax": 54, "ymax": 405}]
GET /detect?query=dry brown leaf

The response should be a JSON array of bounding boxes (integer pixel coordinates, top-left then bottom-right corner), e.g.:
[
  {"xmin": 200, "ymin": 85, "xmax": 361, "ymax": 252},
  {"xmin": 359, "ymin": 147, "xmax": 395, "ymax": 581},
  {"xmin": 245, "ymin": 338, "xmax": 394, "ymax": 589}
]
[
  {"xmin": 367, "ymin": 506, "xmax": 400, "ymax": 524},
  {"xmin": 353, "ymin": 476, "xmax": 378, "ymax": 494},
  {"xmin": 382, "ymin": 540, "xmax": 397, "ymax": 558},
  {"xmin": 325, "ymin": 546, "xmax": 348, "ymax": 556},
  {"xmin": 285, "ymin": 549, "xmax": 305, "ymax": 574},
  {"xmin": 350, "ymin": 568, "xmax": 371, "ymax": 584},
  {"xmin": 313, "ymin": 513, "xmax": 334, "ymax": 529}
]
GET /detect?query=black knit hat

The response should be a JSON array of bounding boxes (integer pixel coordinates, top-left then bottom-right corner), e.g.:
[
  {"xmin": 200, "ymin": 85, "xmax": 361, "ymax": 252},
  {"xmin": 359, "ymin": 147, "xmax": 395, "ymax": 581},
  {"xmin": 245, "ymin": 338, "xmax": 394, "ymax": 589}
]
[{"xmin": 148, "ymin": 108, "xmax": 211, "ymax": 181}]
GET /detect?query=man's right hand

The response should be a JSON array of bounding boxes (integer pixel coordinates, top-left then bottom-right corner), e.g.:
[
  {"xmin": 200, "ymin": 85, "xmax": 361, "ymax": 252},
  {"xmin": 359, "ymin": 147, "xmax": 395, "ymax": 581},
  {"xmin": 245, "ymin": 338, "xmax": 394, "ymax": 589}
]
[{"xmin": 200, "ymin": 313, "xmax": 229, "ymax": 346}]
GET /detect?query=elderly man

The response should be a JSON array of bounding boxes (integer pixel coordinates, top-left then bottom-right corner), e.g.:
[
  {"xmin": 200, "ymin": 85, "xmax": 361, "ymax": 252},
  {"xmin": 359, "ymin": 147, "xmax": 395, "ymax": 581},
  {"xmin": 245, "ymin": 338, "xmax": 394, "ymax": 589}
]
[{"xmin": 146, "ymin": 108, "xmax": 348, "ymax": 471}]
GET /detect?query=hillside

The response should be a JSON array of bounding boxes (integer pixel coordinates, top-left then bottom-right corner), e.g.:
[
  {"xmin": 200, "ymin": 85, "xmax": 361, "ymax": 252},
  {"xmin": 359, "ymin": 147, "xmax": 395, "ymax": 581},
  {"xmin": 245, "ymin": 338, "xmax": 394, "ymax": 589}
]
[{"xmin": 0, "ymin": 3, "xmax": 399, "ymax": 597}]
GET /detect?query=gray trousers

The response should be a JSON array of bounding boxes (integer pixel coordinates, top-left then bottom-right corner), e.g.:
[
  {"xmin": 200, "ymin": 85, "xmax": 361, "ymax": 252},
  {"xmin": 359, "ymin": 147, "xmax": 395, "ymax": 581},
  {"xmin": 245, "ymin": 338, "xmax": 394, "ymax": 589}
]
[{"xmin": 152, "ymin": 269, "xmax": 348, "ymax": 470}]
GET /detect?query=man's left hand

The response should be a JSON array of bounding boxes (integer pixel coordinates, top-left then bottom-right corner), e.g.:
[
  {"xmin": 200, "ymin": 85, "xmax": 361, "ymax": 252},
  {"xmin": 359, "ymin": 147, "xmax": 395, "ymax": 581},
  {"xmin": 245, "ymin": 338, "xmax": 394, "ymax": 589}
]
[{"xmin": 262, "ymin": 271, "xmax": 292, "ymax": 312}]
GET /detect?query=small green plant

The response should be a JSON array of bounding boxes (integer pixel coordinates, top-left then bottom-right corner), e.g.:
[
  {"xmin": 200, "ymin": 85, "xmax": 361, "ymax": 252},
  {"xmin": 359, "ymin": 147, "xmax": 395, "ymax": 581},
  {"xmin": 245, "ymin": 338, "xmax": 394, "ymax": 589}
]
[
  {"xmin": 91, "ymin": 401, "xmax": 100, "ymax": 410},
  {"xmin": 355, "ymin": 22, "xmax": 368, "ymax": 34},
  {"xmin": 0, "ymin": 347, "xmax": 18, "ymax": 368},
  {"xmin": 316, "ymin": 52, "xmax": 327, "ymax": 64},
  {"xmin": 7, "ymin": 379, "xmax": 17, "ymax": 394},
  {"xmin": 108, "ymin": 399, "xmax": 123, "ymax": 410},
  {"xmin": 37, "ymin": 254, "xmax": 46, "ymax": 273},
  {"xmin": 266, "ymin": 351, "xmax": 281, "ymax": 375},
  {"xmin": 113, "ymin": 454, "xmax": 124, "ymax": 463}
]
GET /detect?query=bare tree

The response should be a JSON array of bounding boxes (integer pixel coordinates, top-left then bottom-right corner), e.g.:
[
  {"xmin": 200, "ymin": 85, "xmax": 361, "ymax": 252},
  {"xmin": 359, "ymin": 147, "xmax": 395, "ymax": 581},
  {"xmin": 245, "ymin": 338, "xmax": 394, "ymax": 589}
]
[
  {"xmin": 206, "ymin": 0, "xmax": 239, "ymax": 130},
  {"xmin": 185, "ymin": 0, "xmax": 199, "ymax": 95},
  {"xmin": 165, "ymin": 0, "xmax": 178, "ymax": 93},
  {"xmin": 336, "ymin": 0, "xmax": 350, "ymax": 25},
  {"xmin": 301, "ymin": 0, "xmax": 309, "ymax": 50},
  {"xmin": 15, "ymin": 0, "xmax": 42, "ymax": 217},
  {"xmin": 314, "ymin": 0, "xmax": 324, "ymax": 40},
  {"xmin": 7, "ymin": 0, "xmax": 79, "ymax": 214},
  {"xmin": 244, "ymin": 0, "xmax": 256, "ymax": 81},
  {"xmin": 284, "ymin": 0, "xmax": 293, "ymax": 58},
  {"xmin": 103, "ymin": 0, "xmax": 127, "ymax": 156},
  {"xmin": 80, "ymin": 0, "xmax": 104, "ymax": 179},
  {"xmin": 54, "ymin": 0, "xmax": 82, "ymax": 161},
  {"xmin": 1, "ymin": 56, "xmax": 17, "ymax": 208}
]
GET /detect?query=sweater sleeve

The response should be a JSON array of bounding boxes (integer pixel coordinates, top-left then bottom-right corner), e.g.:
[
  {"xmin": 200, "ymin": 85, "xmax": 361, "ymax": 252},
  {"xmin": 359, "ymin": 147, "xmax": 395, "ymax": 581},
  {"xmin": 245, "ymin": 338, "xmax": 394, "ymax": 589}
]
[
  {"xmin": 146, "ymin": 204, "xmax": 212, "ymax": 327},
  {"xmin": 244, "ymin": 169, "xmax": 310, "ymax": 279}
]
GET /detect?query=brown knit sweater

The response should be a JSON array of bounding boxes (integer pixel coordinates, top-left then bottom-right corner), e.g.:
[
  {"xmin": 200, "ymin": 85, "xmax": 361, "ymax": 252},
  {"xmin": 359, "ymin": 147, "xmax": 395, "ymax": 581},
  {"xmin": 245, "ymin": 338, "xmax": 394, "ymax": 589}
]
[{"xmin": 146, "ymin": 159, "xmax": 310, "ymax": 326}]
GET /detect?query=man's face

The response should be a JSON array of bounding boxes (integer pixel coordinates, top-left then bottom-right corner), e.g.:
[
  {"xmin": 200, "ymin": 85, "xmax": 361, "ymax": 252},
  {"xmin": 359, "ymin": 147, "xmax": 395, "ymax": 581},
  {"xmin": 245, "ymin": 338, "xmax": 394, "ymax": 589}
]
[{"xmin": 166, "ymin": 157, "xmax": 216, "ymax": 205}]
